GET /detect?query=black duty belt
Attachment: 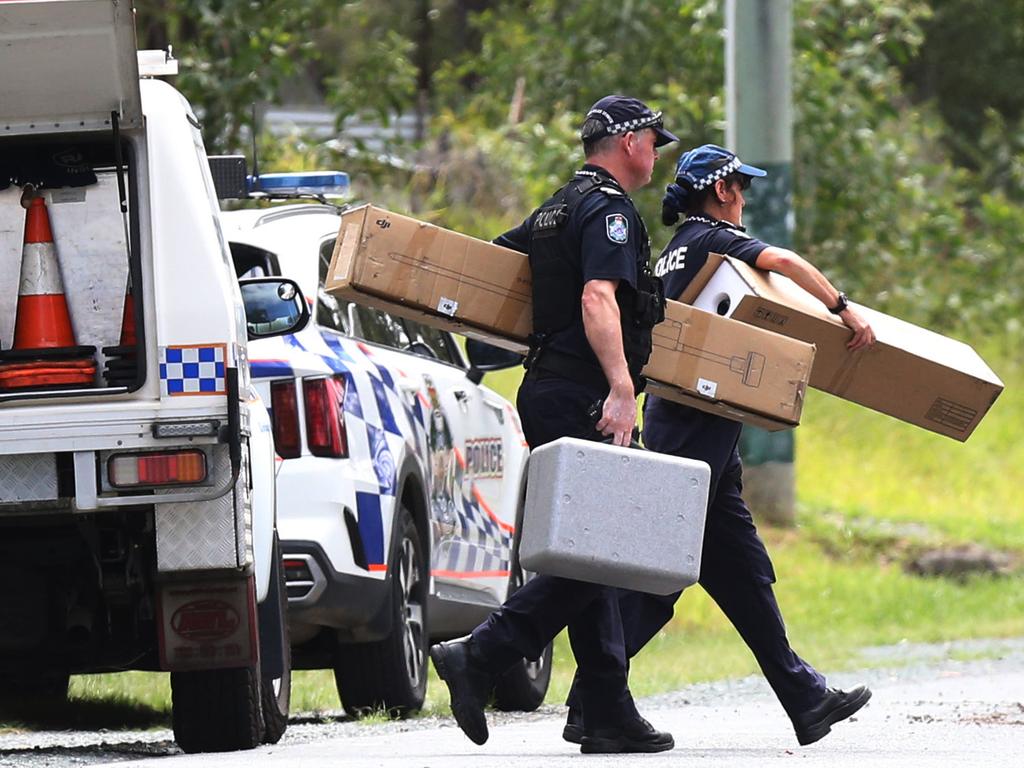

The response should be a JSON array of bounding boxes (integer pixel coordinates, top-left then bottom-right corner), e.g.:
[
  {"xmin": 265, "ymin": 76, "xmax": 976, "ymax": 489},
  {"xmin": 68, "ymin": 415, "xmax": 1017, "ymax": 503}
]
[
  {"xmin": 526, "ymin": 348, "xmax": 647, "ymax": 395},
  {"xmin": 526, "ymin": 348, "xmax": 608, "ymax": 392}
]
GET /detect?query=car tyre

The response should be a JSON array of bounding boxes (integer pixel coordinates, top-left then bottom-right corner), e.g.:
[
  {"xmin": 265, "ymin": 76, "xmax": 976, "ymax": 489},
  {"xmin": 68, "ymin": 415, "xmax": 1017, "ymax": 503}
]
[
  {"xmin": 333, "ymin": 503, "xmax": 428, "ymax": 718},
  {"xmin": 171, "ymin": 665, "xmax": 262, "ymax": 753}
]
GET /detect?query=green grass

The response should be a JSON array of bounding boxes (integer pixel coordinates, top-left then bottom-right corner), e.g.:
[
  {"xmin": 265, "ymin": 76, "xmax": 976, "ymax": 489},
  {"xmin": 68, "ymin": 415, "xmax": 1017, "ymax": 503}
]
[
  {"xmin": 14, "ymin": 355, "xmax": 1021, "ymax": 728},
  {"xmin": 795, "ymin": 356, "xmax": 1023, "ymax": 551}
]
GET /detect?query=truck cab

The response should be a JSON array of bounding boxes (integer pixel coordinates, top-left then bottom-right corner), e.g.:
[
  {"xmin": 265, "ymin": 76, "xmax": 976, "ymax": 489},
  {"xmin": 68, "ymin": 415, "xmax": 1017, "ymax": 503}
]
[{"xmin": 0, "ymin": 0, "xmax": 298, "ymax": 752}]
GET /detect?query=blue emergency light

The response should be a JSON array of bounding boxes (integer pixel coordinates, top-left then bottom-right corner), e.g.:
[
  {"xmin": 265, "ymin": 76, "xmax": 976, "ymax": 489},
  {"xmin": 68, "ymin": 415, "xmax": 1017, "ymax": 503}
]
[{"xmin": 248, "ymin": 171, "xmax": 351, "ymax": 198}]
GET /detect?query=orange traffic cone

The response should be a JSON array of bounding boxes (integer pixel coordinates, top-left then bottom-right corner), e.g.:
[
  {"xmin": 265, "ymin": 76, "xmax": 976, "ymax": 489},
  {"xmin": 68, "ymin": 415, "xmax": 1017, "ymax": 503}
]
[
  {"xmin": 119, "ymin": 281, "xmax": 136, "ymax": 347},
  {"xmin": 102, "ymin": 273, "xmax": 139, "ymax": 387},
  {"xmin": 0, "ymin": 194, "xmax": 96, "ymax": 390}
]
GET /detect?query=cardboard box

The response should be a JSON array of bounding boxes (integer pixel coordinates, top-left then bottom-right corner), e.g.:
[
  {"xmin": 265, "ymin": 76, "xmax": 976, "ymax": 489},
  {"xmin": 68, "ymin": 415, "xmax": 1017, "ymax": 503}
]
[
  {"xmin": 325, "ymin": 204, "xmax": 531, "ymax": 352},
  {"xmin": 681, "ymin": 253, "xmax": 1004, "ymax": 441},
  {"xmin": 326, "ymin": 205, "xmax": 815, "ymax": 430},
  {"xmin": 643, "ymin": 300, "xmax": 815, "ymax": 431}
]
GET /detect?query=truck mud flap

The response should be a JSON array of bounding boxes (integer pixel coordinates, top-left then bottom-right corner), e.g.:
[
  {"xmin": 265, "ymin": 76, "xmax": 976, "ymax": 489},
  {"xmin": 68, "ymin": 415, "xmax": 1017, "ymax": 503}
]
[{"xmin": 157, "ymin": 575, "xmax": 258, "ymax": 672}]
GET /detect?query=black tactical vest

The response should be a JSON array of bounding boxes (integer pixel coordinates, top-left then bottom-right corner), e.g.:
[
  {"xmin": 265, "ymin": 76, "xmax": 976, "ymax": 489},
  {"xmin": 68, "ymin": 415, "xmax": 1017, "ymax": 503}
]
[{"xmin": 528, "ymin": 170, "xmax": 665, "ymax": 383}]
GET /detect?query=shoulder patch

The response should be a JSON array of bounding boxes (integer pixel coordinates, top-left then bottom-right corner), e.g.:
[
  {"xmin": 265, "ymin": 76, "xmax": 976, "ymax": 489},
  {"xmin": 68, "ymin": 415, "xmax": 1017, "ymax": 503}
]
[
  {"xmin": 599, "ymin": 186, "xmax": 624, "ymax": 196},
  {"xmin": 727, "ymin": 228, "xmax": 751, "ymax": 239},
  {"xmin": 606, "ymin": 213, "xmax": 629, "ymax": 244}
]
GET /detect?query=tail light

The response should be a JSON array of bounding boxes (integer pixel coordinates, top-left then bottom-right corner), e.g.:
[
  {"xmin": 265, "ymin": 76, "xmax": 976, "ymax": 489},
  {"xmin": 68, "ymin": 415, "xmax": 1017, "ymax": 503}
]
[
  {"xmin": 270, "ymin": 380, "xmax": 301, "ymax": 459},
  {"xmin": 109, "ymin": 449, "xmax": 207, "ymax": 488},
  {"xmin": 303, "ymin": 375, "xmax": 347, "ymax": 458}
]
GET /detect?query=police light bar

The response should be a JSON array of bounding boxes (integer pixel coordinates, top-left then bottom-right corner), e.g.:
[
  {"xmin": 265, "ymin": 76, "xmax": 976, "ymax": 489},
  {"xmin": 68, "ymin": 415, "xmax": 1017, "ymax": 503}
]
[{"xmin": 248, "ymin": 171, "xmax": 351, "ymax": 198}]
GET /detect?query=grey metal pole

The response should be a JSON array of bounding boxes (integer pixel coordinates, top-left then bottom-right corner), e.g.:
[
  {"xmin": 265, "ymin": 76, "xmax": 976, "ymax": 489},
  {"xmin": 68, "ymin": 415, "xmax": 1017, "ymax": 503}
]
[{"xmin": 726, "ymin": 0, "xmax": 796, "ymax": 526}]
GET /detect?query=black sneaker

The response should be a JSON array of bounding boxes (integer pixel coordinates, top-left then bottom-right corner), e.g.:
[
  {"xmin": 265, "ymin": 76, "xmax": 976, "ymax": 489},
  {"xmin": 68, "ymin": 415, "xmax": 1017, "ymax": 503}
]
[
  {"xmin": 580, "ymin": 716, "xmax": 674, "ymax": 754},
  {"xmin": 792, "ymin": 685, "xmax": 872, "ymax": 746},
  {"xmin": 429, "ymin": 636, "xmax": 494, "ymax": 746},
  {"xmin": 562, "ymin": 706, "xmax": 583, "ymax": 745}
]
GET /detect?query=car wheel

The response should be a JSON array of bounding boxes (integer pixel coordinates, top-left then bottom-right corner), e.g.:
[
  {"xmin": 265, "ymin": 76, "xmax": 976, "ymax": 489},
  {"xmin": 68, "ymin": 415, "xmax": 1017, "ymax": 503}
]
[
  {"xmin": 333, "ymin": 503, "xmax": 428, "ymax": 718},
  {"xmin": 171, "ymin": 665, "xmax": 262, "ymax": 753}
]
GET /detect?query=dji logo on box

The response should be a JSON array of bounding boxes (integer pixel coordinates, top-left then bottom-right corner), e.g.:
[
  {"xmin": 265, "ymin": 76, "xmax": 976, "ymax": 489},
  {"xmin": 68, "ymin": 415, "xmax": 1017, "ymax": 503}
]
[
  {"xmin": 697, "ymin": 378, "xmax": 718, "ymax": 398},
  {"xmin": 437, "ymin": 297, "xmax": 458, "ymax": 317}
]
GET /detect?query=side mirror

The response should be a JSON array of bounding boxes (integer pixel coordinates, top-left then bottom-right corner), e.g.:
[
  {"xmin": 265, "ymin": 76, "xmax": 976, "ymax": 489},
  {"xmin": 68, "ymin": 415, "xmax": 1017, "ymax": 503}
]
[
  {"xmin": 239, "ymin": 277, "xmax": 310, "ymax": 340},
  {"xmin": 465, "ymin": 338, "xmax": 523, "ymax": 384}
]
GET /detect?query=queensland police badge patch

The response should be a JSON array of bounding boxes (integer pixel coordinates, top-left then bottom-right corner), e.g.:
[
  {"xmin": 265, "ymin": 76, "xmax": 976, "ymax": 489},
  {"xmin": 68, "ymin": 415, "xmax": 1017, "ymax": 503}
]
[{"xmin": 606, "ymin": 213, "xmax": 629, "ymax": 244}]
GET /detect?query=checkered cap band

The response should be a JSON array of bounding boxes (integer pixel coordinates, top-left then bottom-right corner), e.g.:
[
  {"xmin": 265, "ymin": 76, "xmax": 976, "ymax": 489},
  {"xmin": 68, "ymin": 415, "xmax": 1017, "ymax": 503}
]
[
  {"xmin": 690, "ymin": 156, "xmax": 742, "ymax": 190},
  {"xmin": 585, "ymin": 109, "xmax": 664, "ymax": 138}
]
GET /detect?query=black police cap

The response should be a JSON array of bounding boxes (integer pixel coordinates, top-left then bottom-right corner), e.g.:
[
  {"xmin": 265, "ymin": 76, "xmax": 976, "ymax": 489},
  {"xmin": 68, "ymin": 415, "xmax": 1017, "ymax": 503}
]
[{"xmin": 581, "ymin": 95, "xmax": 679, "ymax": 148}]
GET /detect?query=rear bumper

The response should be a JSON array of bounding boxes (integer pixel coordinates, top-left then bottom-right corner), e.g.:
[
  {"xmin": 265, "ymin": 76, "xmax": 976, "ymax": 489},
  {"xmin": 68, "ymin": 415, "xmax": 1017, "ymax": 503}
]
[{"xmin": 281, "ymin": 539, "xmax": 393, "ymax": 642}]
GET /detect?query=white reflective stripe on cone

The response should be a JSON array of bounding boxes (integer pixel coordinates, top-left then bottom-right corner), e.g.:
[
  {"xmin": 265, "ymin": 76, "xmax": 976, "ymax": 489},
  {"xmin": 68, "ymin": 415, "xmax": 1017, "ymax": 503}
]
[{"xmin": 18, "ymin": 242, "xmax": 66, "ymax": 296}]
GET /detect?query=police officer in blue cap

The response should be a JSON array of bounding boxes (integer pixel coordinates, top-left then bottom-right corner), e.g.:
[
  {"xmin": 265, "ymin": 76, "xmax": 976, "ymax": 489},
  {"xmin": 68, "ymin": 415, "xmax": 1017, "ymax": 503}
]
[
  {"xmin": 563, "ymin": 143, "xmax": 875, "ymax": 747},
  {"xmin": 430, "ymin": 95, "xmax": 678, "ymax": 754}
]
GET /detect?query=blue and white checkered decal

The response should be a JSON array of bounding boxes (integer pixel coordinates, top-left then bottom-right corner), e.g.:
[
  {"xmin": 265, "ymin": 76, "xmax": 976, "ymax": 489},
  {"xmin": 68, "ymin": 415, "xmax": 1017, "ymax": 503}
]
[
  {"xmin": 250, "ymin": 329, "xmax": 512, "ymax": 578},
  {"xmin": 160, "ymin": 344, "xmax": 227, "ymax": 396}
]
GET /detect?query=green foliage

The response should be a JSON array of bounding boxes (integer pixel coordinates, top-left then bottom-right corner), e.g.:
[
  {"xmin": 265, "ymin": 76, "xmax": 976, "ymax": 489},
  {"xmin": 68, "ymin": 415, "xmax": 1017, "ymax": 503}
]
[{"xmin": 135, "ymin": 0, "xmax": 338, "ymax": 151}]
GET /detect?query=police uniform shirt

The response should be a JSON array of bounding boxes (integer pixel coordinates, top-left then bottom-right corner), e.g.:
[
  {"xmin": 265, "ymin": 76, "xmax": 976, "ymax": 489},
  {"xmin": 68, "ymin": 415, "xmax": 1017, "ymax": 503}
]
[
  {"xmin": 652, "ymin": 214, "xmax": 766, "ymax": 301},
  {"xmin": 644, "ymin": 215, "xmax": 769, "ymax": 476},
  {"xmin": 495, "ymin": 164, "xmax": 644, "ymax": 373}
]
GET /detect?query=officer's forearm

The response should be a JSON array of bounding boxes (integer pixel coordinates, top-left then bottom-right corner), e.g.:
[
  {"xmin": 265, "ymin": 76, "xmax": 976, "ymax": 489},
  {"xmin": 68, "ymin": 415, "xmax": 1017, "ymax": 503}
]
[
  {"xmin": 581, "ymin": 280, "xmax": 632, "ymax": 392},
  {"xmin": 756, "ymin": 246, "xmax": 842, "ymax": 309}
]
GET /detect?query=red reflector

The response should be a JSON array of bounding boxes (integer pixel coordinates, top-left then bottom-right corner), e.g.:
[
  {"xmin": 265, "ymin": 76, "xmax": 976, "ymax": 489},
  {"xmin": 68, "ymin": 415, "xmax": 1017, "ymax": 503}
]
[
  {"xmin": 270, "ymin": 379, "xmax": 301, "ymax": 459},
  {"xmin": 108, "ymin": 450, "xmax": 207, "ymax": 488},
  {"xmin": 303, "ymin": 375, "xmax": 347, "ymax": 458}
]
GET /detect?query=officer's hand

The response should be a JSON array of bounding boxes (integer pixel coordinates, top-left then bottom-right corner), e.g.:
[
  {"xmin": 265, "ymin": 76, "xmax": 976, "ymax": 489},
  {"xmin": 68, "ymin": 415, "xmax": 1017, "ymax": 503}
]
[
  {"xmin": 596, "ymin": 383, "xmax": 637, "ymax": 447},
  {"xmin": 840, "ymin": 306, "xmax": 875, "ymax": 351}
]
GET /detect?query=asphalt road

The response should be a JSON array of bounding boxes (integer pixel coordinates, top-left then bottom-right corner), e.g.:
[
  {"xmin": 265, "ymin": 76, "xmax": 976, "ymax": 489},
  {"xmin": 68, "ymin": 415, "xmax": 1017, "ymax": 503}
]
[{"xmin": 2, "ymin": 638, "xmax": 1022, "ymax": 768}]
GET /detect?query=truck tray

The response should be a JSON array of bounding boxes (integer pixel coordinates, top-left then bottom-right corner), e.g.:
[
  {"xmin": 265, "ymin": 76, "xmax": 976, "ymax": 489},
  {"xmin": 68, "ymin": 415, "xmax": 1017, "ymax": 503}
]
[{"xmin": 519, "ymin": 437, "xmax": 710, "ymax": 595}]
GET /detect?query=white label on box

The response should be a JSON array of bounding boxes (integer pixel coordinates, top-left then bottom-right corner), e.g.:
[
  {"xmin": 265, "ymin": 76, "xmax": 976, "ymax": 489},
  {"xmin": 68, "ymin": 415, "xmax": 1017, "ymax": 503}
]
[
  {"xmin": 437, "ymin": 297, "xmax": 459, "ymax": 316},
  {"xmin": 696, "ymin": 378, "xmax": 718, "ymax": 398}
]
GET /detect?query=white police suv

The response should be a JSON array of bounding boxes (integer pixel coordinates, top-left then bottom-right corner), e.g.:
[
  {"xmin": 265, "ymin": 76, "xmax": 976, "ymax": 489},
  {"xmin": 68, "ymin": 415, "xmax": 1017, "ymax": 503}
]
[{"xmin": 219, "ymin": 171, "xmax": 551, "ymax": 717}]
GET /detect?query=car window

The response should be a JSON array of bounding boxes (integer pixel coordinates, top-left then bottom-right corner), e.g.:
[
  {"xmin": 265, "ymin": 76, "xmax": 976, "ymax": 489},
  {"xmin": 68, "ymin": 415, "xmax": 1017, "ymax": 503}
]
[
  {"xmin": 231, "ymin": 243, "xmax": 279, "ymax": 278},
  {"xmin": 318, "ymin": 239, "xmax": 335, "ymax": 286},
  {"xmin": 317, "ymin": 288, "xmax": 350, "ymax": 334},
  {"xmin": 401, "ymin": 318, "xmax": 461, "ymax": 366},
  {"xmin": 317, "ymin": 235, "xmax": 411, "ymax": 349},
  {"xmin": 351, "ymin": 304, "xmax": 411, "ymax": 349}
]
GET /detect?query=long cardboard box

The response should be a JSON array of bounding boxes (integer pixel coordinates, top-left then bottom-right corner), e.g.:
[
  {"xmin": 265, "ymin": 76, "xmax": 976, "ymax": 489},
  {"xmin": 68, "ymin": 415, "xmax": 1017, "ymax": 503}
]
[
  {"xmin": 645, "ymin": 300, "xmax": 815, "ymax": 431},
  {"xmin": 681, "ymin": 253, "xmax": 1003, "ymax": 441},
  {"xmin": 325, "ymin": 205, "xmax": 813, "ymax": 429},
  {"xmin": 325, "ymin": 204, "xmax": 532, "ymax": 353}
]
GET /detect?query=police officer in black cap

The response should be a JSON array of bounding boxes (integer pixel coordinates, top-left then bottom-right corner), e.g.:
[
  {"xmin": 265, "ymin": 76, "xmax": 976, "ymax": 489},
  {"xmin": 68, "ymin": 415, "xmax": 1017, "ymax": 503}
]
[
  {"xmin": 563, "ymin": 143, "xmax": 876, "ymax": 747},
  {"xmin": 429, "ymin": 95, "xmax": 677, "ymax": 753}
]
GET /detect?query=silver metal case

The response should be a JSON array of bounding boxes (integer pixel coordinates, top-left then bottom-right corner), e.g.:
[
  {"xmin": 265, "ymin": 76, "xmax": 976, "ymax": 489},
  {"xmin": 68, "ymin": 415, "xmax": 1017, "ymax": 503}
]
[{"xmin": 520, "ymin": 437, "xmax": 710, "ymax": 595}]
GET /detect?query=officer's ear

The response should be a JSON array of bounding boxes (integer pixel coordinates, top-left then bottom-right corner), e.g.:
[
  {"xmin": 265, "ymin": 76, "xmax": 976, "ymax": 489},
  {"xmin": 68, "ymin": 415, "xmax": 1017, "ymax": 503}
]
[{"xmin": 713, "ymin": 178, "xmax": 732, "ymax": 205}]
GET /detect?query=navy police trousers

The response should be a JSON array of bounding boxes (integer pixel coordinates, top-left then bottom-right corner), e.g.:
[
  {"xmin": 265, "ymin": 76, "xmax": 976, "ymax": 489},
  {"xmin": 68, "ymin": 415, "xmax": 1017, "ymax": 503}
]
[
  {"xmin": 470, "ymin": 374, "xmax": 638, "ymax": 729},
  {"xmin": 570, "ymin": 400, "xmax": 826, "ymax": 720}
]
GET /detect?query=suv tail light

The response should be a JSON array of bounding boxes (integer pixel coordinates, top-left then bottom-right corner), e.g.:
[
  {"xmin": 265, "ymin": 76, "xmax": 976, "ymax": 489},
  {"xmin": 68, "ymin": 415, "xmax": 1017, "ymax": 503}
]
[
  {"xmin": 270, "ymin": 380, "xmax": 301, "ymax": 459},
  {"xmin": 303, "ymin": 375, "xmax": 347, "ymax": 458}
]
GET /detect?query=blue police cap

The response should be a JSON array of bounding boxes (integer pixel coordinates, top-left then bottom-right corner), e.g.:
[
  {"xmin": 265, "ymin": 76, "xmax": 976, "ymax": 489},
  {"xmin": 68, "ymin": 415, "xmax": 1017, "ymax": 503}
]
[
  {"xmin": 674, "ymin": 144, "xmax": 767, "ymax": 190},
  {"xmin": 582, "ymin": 95, "xmax": 679, "ymax": 148}
]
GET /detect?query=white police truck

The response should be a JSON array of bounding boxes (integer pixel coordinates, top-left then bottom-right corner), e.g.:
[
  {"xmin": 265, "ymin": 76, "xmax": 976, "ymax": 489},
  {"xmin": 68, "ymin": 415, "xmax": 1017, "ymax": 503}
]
[
  {"xmin": 0, "ymin": 1, "xmax": 301, "ymax": 752},
  {"xmin": 218, "ymin": 173, "xmax": 553, "ymax": 717}
]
